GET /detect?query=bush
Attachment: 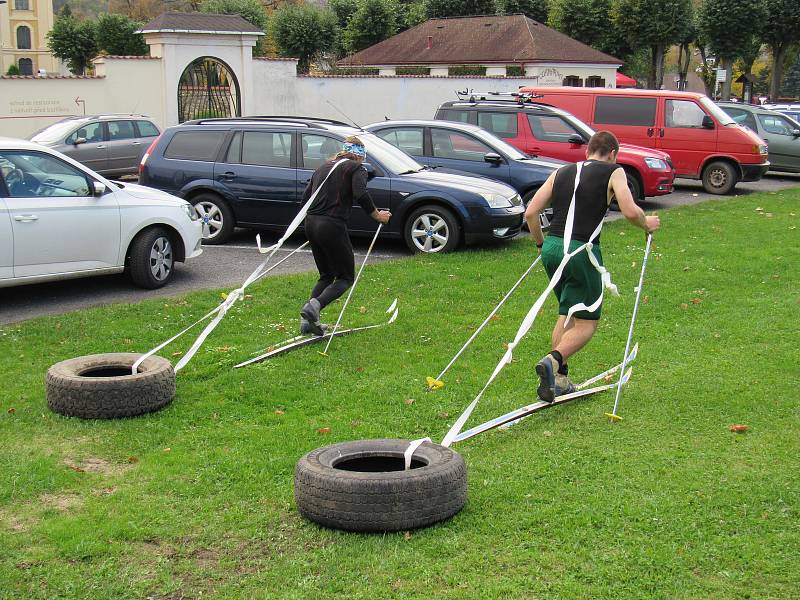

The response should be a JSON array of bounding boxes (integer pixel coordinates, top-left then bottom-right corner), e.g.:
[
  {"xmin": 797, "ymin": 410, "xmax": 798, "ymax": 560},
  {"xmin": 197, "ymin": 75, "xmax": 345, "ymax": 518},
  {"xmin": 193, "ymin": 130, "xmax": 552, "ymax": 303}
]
[
  {"xmin": 200, "ymin": 0, "xmax": 269, "ymax": 55},
  {"xmin": 449, "ymin": 65, "xmax": 487, "ymax": 76},
  {"xmin": 6, "ymin": 64, "xmax": 21, "ymax": 76},
  {"xmin": 271, "ymin": 3, "xmax": 337, "ymax": 74}
]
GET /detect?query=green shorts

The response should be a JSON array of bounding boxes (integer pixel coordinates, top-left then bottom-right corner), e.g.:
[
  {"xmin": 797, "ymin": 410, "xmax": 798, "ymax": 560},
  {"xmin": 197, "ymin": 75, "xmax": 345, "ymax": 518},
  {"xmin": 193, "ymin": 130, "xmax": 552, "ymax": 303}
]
[{"xmin": 541, "ymin": 235, "xmax": 604, "ymax": 320}]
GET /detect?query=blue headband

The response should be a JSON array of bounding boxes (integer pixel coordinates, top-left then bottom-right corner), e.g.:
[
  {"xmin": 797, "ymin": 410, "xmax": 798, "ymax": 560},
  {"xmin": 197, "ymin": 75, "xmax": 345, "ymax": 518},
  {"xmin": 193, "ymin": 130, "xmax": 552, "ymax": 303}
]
[{"xmin": 343, "ymin": 142, "xmax": 366, "ymax": 157}]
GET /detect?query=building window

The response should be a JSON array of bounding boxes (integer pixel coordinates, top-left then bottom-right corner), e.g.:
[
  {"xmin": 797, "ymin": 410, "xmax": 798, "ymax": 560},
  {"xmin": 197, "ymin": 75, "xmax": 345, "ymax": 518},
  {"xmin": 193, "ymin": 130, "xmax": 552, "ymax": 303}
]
[
  {"xmin": 18, "ymin": 58, "xmax": 34, "ymax": 76},
  {"xmin": 15, "ymin": 0, "xmax": 30, "ymax": 9},
  {"xmin": 17, "ymin": 26, "xmax": 32, "ymax": 50},
  {"xmin": 563, "ymin": 76, "xmax": 583, "ymax": 87},
  {"xmin": 586, "ymin": 76, "xmax": 605, "ymax": 88}
]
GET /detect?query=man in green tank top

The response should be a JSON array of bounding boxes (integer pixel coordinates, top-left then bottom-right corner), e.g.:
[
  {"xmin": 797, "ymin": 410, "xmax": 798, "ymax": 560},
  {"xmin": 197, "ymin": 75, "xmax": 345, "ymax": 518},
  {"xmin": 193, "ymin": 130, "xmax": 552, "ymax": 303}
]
[{"xmin": 524, "ymin": 131, "xmax": 660, "ymax": 402}]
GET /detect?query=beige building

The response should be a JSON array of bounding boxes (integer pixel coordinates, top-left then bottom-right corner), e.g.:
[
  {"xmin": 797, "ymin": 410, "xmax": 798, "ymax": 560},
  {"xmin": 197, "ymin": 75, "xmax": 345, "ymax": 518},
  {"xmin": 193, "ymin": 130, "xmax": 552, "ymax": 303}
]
[{"xmin": 0, "ymin": 0, "xmax": 59, "ymax": 76}]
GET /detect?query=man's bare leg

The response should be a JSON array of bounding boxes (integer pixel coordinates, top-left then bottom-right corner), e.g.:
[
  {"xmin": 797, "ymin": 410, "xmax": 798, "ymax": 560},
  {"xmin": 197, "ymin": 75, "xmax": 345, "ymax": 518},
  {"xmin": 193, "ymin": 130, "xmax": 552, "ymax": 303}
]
[{"xmin": 554, "ymin": 317, "xmax": 598, "ymax": 360}]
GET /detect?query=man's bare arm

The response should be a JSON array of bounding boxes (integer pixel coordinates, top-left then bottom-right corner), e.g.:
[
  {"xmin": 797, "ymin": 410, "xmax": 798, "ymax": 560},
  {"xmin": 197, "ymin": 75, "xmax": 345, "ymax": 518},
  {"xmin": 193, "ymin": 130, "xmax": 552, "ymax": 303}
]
[{"xmin": 610, "ymin": 169, "xmax": 659, "ymax": 233}]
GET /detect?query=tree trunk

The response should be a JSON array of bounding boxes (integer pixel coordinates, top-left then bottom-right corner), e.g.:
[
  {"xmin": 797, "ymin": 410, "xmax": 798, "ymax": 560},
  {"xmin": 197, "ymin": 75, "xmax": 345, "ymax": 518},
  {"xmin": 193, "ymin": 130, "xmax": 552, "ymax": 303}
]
[
  {"xmin": 720, "ymin": 57, "xmax": 732, "ymax": 101},
  {"xmin": 647, "ymin": 45, "xmax": 657, "ymax": 89},
  {"xmin": 654, "ymin": 44, "xmax": 665, "ymax": 90},
  {"xmin": 678, "ymin": 42, "xmax": 691, "ymax": 91},
  {"xmin": 696, "ymin": 44, "xmax": 715, "ymax": 97},
  {"xmin": 770, "ymin": 45, "xmax": 787, "ymax": 101}
]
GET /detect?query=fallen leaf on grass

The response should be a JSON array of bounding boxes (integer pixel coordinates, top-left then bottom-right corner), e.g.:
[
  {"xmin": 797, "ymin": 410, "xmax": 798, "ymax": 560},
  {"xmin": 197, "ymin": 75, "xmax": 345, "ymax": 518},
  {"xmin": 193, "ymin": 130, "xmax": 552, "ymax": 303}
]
[
  {"xmin": 643, "ymin": 295, "xmax": 649, "ymax": 304},
  {"xmin": 7, "ymin": 407, "xmax": 15, "ymax": 414},
  {"xmin": 403, "ymin": 531, "xmax": 412, "ymax": 540},
  {"xmin": 680, "ymin": 303, "xmax": 689, "ymax": 310},
  {"xmin": 438, "ymin": 412, "xmax": 450, "ymax": 419},
  {"xmin": 171, "ymin": 351, "xmax": 183, "ymax": 357},
  {"xmin": 543, "ymin": 431, "xmax": 553, "ymax": 437},
  {"xmin": 276, "ymin": 324, "xmax": 286, "ymax": 332},
  {"xmin": 404, "ymin": 398, "xmax": 415, "ymax": 405},
  {"xmin": 755, "ymin": 207, "xmax": 764, "ymax": 212},
  {"xmin": 489, "ymin": 315, "xmax": 500, "ymax": 322},
  {"xmin": 318, "ymin": 427, "xmax": 331, "ymax": 435},
  {"xmin": 359, "ymin": 306, "xmax": 367, "ymax": 314},
  {"xmin": 66, "ymin": 464, "xmax": 85, "ymax": 473},
  {"xmin": 274, "ymin": 409, "xmax": 285, "ymax": 415},
  {"xmin": 163, "ymin": 448, "xmax": 171, "ymax": 453},
  {"xmin": 691, "ymin": 298, "xmax": 702, "ymax": 305},
  {"xmin": 127, "ymin": 456, "xmax": 139, "ymax": 464},
  {"xmin": 356, "ymin": 367, "xmax": 364, "ymax": 373},
  {"xmin": 729, "ymin": 424, "xmax": 748, "ymax": 433}
]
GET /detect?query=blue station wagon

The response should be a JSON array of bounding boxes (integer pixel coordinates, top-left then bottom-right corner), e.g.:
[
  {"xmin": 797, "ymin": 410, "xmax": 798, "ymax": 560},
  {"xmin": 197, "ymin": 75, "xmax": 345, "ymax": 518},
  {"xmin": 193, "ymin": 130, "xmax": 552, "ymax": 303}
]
[{"xmin": 139, "ymin": 117, "xmax": 525, "ymax": 253}]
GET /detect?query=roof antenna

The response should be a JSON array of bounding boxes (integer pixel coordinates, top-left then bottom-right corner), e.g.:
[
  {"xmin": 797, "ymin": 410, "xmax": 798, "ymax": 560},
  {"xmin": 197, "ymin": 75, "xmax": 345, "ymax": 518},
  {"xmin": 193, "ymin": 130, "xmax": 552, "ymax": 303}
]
[{"xmin": 326, "ymin": 99, "xmax": 363, "ymax": 130}]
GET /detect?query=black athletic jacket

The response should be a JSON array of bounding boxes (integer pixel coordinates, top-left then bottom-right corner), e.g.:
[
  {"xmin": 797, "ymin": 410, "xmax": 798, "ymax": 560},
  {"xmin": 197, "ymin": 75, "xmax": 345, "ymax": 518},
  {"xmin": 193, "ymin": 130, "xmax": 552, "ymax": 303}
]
[{"xmin": 304, "ymin": 159, "xmax": 377, "ymax": 222}]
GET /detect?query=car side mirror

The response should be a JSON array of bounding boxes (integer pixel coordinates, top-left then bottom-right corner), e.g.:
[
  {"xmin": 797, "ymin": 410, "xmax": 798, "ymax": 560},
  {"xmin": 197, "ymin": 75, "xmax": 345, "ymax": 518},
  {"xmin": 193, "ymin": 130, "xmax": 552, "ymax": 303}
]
[
  {"xmin": 792, "ymin": 129, "xmax": 800, "ymax": 138},
  {"xmin": 362, "ymin": 163, "xmax": 377, "ymax": 180},
  {"xmin": 567, "ymin": 134, "xmax": 586, "ymax": 145},
  {"xmin": 702, "ymin": 115, "xmax": 715, "ymax": 129},
  {"xmin": 92, "ymin": 181, "xmax": 107, "ymax": 197},
  {"xmin": 74, "ymin": 137, "xmax": 87, "ymax": 146},
  {"xmin": 484, "ymin": 152, "xmax": 504, "ymax": 164}
]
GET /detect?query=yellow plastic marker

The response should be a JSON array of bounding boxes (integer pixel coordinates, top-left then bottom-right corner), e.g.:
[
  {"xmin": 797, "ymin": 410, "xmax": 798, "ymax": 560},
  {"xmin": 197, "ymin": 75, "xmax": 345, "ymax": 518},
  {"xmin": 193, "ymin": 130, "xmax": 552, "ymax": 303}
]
[
  {"xmin": 426, "ymin": 376, "xmax": 444, "ymax": 390},
  {"xmin": 604, "ymin": 412, "xmax": 623, "ymax": 423},
  {"xmin": 318, "ymin": 351, "xmax": 328, "ymax": 357}
]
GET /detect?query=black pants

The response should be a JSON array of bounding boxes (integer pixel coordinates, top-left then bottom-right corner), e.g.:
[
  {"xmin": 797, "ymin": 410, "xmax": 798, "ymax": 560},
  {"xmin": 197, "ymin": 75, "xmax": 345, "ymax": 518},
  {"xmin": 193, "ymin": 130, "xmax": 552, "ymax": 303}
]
[{"xmin": 306, "ymin": 215, "xmax": 355, "ymax": 309}]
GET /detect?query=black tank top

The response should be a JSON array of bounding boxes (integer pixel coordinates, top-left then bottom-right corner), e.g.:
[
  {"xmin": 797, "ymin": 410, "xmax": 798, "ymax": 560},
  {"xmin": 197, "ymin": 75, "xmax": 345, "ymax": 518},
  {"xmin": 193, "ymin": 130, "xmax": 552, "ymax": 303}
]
[{"xmin": 548, "ymin": 160, "xmax": 621, "ymax": 243}]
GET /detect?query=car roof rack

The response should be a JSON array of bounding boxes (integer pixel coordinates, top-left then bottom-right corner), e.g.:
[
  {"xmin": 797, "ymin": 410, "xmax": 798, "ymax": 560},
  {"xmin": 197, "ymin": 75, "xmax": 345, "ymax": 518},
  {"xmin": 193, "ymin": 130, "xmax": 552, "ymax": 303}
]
[
  {"xmin": 456, "ymin": 89, "xmax": 544, "ymax": 103},
  {"xmin": 185, "ymin": 116, "xmax": 352, "ymax": 129}
]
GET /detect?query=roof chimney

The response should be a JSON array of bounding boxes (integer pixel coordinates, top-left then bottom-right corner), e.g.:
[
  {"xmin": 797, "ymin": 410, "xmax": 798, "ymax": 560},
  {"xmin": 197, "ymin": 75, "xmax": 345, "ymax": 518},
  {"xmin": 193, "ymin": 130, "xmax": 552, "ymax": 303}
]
[{"xmin": 427, "ymin": 35, "xmax": 433, "ymax": 50}]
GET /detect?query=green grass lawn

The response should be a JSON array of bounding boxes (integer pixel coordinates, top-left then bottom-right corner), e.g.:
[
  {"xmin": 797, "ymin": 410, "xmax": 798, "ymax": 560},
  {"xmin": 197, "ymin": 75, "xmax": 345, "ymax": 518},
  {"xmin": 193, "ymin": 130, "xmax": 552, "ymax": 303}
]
[{"xmin": 1, "ymin": 190, "xmax": 798, "ymax": 599}]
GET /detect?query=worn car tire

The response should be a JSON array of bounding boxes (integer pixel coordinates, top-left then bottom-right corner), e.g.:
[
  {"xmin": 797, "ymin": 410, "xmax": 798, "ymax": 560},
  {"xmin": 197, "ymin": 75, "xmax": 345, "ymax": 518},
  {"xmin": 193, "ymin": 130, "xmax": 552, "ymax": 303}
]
[
  {"xmin": 702, "ymin": 160, "xmax": 738, "ymax": 195},
  {"xmin": 46, "ymin": 353, "xmax": 175, "ymax": 419},
  {"xmin": 295, "ymin": 439, "xmax": 467, "ymax": 532}
]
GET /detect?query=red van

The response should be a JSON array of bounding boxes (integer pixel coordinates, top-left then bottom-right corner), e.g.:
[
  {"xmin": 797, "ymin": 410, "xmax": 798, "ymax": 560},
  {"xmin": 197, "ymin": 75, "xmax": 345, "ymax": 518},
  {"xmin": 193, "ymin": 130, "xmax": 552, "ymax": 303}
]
[
  {"xmin": 435, "ymin": 99, "xmax": 675, "ymax": 202},
  {"xmin": 519, "ymin": 87, "xmax": 770, "ymax": 195}
]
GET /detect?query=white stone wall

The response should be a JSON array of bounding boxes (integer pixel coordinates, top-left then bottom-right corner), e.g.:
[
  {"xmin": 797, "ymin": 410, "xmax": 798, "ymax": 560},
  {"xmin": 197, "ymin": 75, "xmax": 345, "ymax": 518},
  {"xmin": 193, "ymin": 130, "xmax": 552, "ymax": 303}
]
[{"xmin": 1, "ymin": 56, "xmax": 618, "ymax": 140}]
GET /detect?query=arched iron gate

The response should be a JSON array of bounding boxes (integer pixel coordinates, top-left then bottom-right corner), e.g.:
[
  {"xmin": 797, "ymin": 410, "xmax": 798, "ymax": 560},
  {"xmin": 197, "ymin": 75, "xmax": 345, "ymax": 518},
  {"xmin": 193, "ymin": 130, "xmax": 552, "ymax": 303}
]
[{"xmin": 178, "ymin": 57, "xmax": 241, "ymax": 122}]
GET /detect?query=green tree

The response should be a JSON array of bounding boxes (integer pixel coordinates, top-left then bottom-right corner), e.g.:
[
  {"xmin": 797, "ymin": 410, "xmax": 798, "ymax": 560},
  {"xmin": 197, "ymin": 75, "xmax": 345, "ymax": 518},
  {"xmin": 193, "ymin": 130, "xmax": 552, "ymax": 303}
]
[
  {"xmin": 271, "ymin": 3, "xmax": 337, "ymax": 73},
  {"xmin": 612, "ymin": 0, "xmax": 693, "ymax": 90},
  {"xmin": 549, "ymin": 0, "xmax": 629, "ymax": 58},
  {"xmin": 397, "ymin": 0, "xmax": 427, "ymax": 31},
  {"xmin": 95, "ymin": 14, "xmax": 148, "ymax": 56},
  {"xmin": 698, "ymin": 0, "xmax": 763, "ymax": 99},
  {"xmin": 343, "ymin": 0, "xmax": 397, "ymax": 53},
  {"xmin": 495, "ymin": 0, "xmax": 548, "ymax": 22},
  {"xmin": 47, "ymin": 13, "xmax": 98, "ymax": 75},
  {"xmin": 329, "ymin": 0, "xmax": 358, "ymax": 54},
  {"xmin": 426, "ymin": 0, "xmax": 495, "ymax": 18},
  {"xmin": 761, "ymin": 0, "xmax": 800, "ymax": 100},
  {"xmin": 782, "ymin": 51, "xmax": 800, "ymax": 97},
  {"xmin": 200, "ymin": 0, "xmax": 268, "ymax": 55}
]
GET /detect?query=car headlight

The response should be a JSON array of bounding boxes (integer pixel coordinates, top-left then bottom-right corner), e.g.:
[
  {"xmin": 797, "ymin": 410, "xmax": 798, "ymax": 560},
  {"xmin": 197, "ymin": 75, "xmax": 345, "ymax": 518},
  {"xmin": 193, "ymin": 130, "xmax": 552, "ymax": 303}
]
[
  {"xmin": 480, "ymin": 192, "xmax": 514, "ymax": 208},
  {"xmin": 758, "ymin": 144, "xmax": 768, "ymax": 155},
  {"xmin": 183, "ymin": 203, "xmax": 198, "ymax": 221},
  {"xmin": 644, "ymin": 157, "xmax": 668, "ymax": 170}
]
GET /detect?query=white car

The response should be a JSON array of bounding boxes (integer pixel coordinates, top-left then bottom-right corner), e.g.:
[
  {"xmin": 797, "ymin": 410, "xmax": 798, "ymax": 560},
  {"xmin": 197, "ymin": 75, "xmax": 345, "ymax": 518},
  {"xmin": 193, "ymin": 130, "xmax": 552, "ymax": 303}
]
[{"xmin": 0, "ymin": 138, "xmax": 203, "ymax": 289}]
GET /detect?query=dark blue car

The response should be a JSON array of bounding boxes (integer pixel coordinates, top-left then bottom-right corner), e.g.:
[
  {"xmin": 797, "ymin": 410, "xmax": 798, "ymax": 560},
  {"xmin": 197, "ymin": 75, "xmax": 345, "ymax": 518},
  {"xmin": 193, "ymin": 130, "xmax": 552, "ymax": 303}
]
[
  {"xmin": 139, "ymin": 117, "xmax": 525, "ymax": 253},
  {"xmin": 365, "ymin": 120, "xmax": 564, "ymax": 209}
]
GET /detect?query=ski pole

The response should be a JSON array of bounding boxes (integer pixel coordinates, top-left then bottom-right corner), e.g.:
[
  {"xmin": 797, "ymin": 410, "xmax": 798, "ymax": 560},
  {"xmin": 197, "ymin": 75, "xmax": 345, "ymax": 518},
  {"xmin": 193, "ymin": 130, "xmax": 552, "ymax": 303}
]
[
  {"xmin": 427, "ymin": 255, "xmax": 541, "ymax": 390},
  {"xmin": 320, "ymin": 223, "xmax": 383, "ymax": 356},
  {"xmin": 606, "ymin": 233, "xmax": 653, "ymax": 422}
]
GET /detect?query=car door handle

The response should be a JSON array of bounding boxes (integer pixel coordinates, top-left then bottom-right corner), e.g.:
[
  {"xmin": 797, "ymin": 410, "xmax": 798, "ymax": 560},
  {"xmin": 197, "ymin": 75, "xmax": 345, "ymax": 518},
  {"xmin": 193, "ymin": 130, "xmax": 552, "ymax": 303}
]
[
  {"xmin": 131, "ymin": 141, "xmax": 141, "ymax": 145},
  {"xmin": 220, "ymin": 172, "xmax": 237, "ymax": 180},
  {"xmin": 303, "ymin": 178, "xmax": 312, "ymax": 185},
  {"xmin": 14, "ymin": 214, "xmax": 39, "ymax": 222},
  {"xmin": 660, "ymin": 128, "xmax": 665, "ymax": 137},
  {"xmin": 96, "ymin": 145, "xmax": 106, "ymax": 149},
  {"xmin": 647, "ymin": 128, "xmax": 654, "ymax": 137}
]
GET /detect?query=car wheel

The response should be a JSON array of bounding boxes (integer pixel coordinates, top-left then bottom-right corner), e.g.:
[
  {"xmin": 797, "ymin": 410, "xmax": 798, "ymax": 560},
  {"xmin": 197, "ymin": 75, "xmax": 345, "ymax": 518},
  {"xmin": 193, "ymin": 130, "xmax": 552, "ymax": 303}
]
[
  {"xmin": 404, "ymin": 205, "xmax": 460, "ymax": 254},
  {"xmin": 521, "ymin": 190, "xmax": 552, "ymax": 232},
  {"xmin": 626, "ymin": 172, "xmax": 643, "ymax": 203},
  {"xmin": 702, "ymin": 161, "xmax": 737, "ymax": 195},
  {"xmin": 191, "ymin": 193, "xmax": 234, "ymax": 244},
  {"xmin": 128, "ymin": 227, "xmax": 176, "ymax": 289}
]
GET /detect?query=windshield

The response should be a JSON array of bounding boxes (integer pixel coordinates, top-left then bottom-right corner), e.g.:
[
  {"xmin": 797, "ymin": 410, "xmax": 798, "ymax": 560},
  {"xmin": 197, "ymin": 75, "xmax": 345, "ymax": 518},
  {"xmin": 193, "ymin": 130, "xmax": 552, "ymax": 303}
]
[
  {"xmin": 29, "ymin": 120, "xmax": 83, "ymax": 144},
  {"xmin": 470, "ymin": 128, "xmax": 528, "ymax": 160},
  {"xmin": 700, "ymin": 97, "xmax": 736, "ymax": 125},
  {"xmin": 359, "ymin": 132, "xmax": 424, "ymax": 174}
]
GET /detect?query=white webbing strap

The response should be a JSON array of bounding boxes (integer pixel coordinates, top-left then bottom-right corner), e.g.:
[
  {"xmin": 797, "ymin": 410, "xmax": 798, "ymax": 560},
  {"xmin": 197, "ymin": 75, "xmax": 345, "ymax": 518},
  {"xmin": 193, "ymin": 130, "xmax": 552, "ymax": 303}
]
[
  {"xmin": 404, "ymin": 437, "xmax": 431, "ymax": 471},
  {"xmin": 136, "ymin": 160, "xmax": 347, "ymax": 374},
  {"xmin": 441, "ymin": 159, "xmax": 617, "ymax": 447}
]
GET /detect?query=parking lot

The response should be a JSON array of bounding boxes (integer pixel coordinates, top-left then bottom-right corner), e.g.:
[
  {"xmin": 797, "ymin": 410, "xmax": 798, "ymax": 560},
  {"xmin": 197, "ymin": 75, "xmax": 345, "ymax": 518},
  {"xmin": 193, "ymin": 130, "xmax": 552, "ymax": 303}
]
[{"xmin": 1, "ymin": 173, "xmax": 798, "ymax": 325}]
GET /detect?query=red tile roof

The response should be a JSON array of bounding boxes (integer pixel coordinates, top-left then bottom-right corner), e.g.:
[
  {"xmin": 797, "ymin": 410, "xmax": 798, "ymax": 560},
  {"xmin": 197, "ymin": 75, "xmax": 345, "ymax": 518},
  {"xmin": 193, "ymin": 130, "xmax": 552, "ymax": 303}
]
[{"xmin": 339, "ymin": 15, "xmax": 620, "ymax": 67}]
